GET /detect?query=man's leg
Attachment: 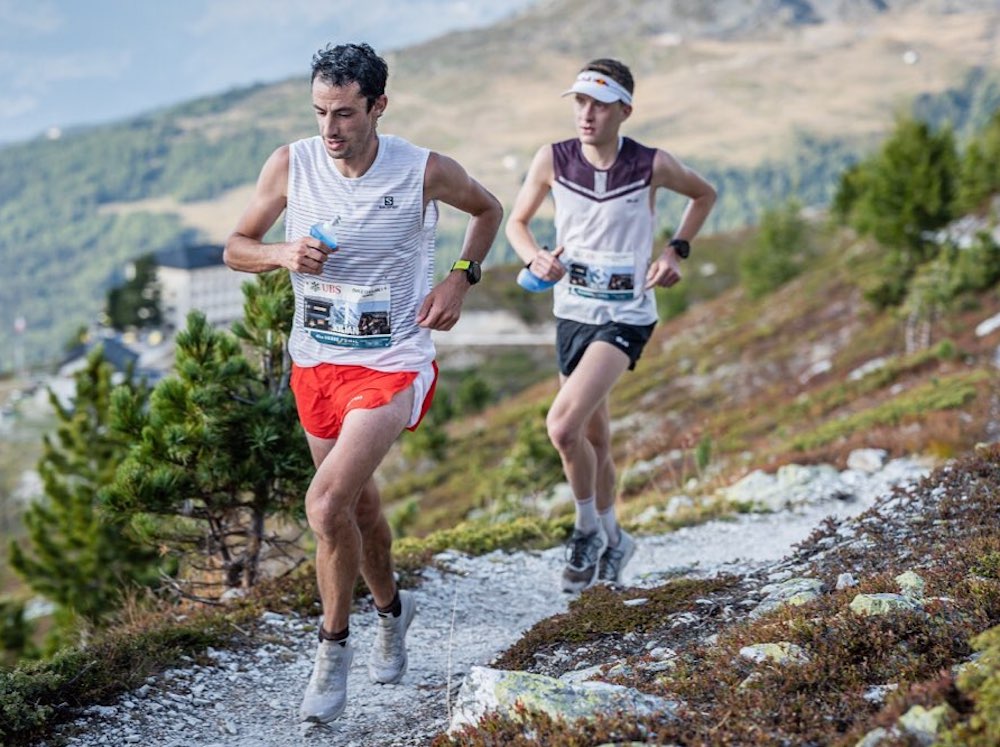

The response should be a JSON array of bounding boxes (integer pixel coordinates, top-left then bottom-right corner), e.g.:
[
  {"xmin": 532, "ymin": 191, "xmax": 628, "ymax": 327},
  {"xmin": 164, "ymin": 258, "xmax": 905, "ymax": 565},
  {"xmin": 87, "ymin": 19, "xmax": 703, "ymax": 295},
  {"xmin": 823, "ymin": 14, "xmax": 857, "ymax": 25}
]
[
  {"xmin": 299, "ymin": 388, "xmax": 413, "ymax": 723},
  {"xmin": 354, "ymin": 477, "xmax": 417, "ymax": 684},
  {"xmin": 547, "ymin": 342, "xmax": 629, "ymax": 591},
  {"xmin": 547, "ymin": 342, "xmax": 629, "ymax": 506},
  {"xmin": 305, "ymin": 387, "xmax": 413, "ymax": 637},
  {"xmin": 354, "ymin": 478, "xmax": 397, "ymax": 608}
]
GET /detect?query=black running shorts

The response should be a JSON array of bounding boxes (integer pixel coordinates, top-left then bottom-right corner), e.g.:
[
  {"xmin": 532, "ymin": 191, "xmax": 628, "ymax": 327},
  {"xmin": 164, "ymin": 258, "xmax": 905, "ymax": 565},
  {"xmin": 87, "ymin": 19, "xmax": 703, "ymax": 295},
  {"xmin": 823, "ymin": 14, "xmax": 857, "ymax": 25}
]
[{"xmin": 555, "ymin": 318, "xmax": 656, "ymax": 377}]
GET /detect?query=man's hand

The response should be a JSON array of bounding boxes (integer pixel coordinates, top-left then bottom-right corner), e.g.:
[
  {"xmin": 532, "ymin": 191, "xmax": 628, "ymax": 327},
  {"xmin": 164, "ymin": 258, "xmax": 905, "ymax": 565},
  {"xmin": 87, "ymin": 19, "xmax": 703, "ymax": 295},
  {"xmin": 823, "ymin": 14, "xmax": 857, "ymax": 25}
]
[
  {"xmin": 282, "ymin": 237, "xmax": 334, "ymax": 275},
  {"xmin": 416, "ymin": 272, "xmax": 469, "ymax": 330},
  {"xmin": 531, "ymin": 246, "xmax": 566, "ymax": 281},
  {"xmin": 644, "ymin": 250, "xmax": 682, "ymax": 289}
]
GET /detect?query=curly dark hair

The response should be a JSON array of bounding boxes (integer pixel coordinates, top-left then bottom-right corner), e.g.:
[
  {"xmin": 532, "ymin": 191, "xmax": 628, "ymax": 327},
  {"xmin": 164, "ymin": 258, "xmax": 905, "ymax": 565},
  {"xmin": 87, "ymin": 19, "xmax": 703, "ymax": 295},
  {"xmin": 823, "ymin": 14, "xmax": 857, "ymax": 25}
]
[
  {"xmin": 311, "ymin": 42, "xmax": 388, "ymax": 111},
  {"xmin": 581, "ymin": 58, "xmax": 634, "ymax": 96}
]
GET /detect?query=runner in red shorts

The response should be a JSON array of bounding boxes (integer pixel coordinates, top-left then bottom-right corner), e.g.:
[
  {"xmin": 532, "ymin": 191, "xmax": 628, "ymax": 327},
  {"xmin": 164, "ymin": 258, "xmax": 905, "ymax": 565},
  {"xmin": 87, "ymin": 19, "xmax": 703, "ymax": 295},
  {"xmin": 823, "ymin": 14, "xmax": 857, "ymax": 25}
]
[{"xmin": 224, "ymin": 42, "xmax": 501, "ymax": 726}]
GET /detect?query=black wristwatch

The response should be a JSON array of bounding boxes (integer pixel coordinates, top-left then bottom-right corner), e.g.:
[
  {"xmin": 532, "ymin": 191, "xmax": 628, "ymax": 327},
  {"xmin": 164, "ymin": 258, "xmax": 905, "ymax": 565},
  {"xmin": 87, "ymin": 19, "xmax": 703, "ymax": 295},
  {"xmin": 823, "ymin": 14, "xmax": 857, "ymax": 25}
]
[
  {"xmin": 668, "ymin": 238, "xmax": 691, "ymax": 260},
  {"xmin": 451, "ymin": 259, "xmax": 482, "ymax": 285}
]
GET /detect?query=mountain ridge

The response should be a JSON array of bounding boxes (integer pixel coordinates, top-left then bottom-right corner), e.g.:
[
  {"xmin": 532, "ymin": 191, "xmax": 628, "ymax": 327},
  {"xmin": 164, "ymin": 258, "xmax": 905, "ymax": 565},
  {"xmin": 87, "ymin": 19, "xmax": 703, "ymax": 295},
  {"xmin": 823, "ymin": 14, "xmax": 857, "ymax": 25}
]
[{"xmin": 2, "ymin": 0, "xmax": 999, "ymax": 371}]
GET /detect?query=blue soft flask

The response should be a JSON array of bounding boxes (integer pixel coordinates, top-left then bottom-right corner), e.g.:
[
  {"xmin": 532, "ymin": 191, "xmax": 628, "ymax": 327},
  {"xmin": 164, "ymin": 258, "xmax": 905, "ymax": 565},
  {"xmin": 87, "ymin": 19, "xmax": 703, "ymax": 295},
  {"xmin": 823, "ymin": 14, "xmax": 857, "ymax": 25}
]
[
  {"xmin": 516, "ymin": 267, "xmax": 558, "ymax": 292},
  {"xmin": 309, "ymin": 220, "xmax": 340, "ymax": 251}
]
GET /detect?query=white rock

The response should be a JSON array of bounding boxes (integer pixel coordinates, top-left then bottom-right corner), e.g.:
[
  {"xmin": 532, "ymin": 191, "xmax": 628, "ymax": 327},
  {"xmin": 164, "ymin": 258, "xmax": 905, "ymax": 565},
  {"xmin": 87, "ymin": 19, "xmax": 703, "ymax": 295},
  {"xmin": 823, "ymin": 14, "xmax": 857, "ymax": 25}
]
[{"xmin": 847, "ymin": 449, "xmax": 889, "ymax": 474}]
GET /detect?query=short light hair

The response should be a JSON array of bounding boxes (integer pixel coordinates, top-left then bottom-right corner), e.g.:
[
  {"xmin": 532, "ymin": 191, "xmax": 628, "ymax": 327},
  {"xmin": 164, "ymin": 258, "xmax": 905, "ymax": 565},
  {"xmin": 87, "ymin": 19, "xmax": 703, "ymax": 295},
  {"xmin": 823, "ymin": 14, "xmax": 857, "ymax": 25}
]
[{"xmin": 581, "ymin": 58, "xmax": 634, "ymax": 96}]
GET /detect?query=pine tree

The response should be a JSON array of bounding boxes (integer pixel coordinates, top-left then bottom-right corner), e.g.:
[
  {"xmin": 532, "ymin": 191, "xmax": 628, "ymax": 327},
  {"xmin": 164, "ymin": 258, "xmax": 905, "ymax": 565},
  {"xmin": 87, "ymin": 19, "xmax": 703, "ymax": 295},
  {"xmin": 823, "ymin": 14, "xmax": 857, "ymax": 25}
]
[
  {"xmin": 833, "ymin": 115, "xmax": 959, "ymax": 307},
  {"xmin": 8, "ymin": 349, "xmax": 161, "ymax": 644},
  {"xmin": 958, "ymin": 109, "xmax": 1000, "ymax": 211},
  {"xmin": 105, "ymin": 272, "xmax": 313, "ymax": 597},
  {"xmin": 849, "ymin": 116, "xmax": 958, "ymax": 254}
]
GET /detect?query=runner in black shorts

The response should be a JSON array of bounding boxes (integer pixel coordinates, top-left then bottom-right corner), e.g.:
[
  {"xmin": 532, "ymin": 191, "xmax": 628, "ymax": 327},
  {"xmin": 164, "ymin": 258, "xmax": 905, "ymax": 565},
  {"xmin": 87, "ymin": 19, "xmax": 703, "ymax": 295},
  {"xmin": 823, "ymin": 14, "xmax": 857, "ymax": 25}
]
[
  {"xmin": 506, "ymin": 57, "xmax": 716, "ymax": 592},
  {"xmin": 556, "ymin": 319, "xmax": 656, "ymax": 376}
]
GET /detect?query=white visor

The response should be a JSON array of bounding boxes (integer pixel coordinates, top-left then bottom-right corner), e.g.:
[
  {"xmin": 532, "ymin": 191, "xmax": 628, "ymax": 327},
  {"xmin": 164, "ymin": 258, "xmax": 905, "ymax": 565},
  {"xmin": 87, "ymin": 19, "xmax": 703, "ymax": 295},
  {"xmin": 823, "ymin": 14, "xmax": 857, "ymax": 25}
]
[{"xmin": 561, "ymin": 70, "xmax": 632, "ymax": 105}]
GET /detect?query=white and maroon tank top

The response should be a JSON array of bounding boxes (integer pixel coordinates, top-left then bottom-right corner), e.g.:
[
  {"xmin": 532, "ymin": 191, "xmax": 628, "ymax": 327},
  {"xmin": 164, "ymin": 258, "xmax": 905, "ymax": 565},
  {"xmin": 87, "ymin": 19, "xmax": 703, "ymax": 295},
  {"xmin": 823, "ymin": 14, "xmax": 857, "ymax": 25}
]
[
  {"xmin": 550, "ymin": 137, "xmax": 658, "ymax": 326},
  {"xmin": 285, "ymin": 134, "xmax": 438, "ymax": 370}
]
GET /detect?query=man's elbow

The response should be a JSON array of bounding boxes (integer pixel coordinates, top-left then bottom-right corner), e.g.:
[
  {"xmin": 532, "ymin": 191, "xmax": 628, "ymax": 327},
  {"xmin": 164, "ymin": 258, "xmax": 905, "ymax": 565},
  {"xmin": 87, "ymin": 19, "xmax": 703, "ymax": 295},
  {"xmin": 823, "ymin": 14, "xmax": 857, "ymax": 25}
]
[{"xmin": 222, "ymin": 234, "xmax": 241, "ymax": 270}]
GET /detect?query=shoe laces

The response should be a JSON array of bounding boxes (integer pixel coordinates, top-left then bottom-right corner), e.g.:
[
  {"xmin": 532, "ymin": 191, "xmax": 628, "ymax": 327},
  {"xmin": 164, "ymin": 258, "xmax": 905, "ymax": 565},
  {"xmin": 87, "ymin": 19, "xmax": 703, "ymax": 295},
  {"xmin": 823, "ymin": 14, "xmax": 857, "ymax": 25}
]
[
  {"xmin": 376, "ymin": 614, "xmax": 405, "ymax": 660},
  {"xmin": 566, "ymin": 530, "xmax": 603, "ymax": 569},
  {"xmin": 312, "ymin": 643, "xmax": 348, "ymax": 685}
]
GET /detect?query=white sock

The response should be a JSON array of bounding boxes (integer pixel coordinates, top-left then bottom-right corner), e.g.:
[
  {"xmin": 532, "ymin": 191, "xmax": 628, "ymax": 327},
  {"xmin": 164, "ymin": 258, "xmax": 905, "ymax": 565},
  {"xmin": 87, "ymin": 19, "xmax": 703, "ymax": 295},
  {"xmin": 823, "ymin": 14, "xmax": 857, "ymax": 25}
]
[
  {"xmin": 599, "ymin": 507, "xmax": 620, "ymax": 547},
  {"xmin": 574, "ymin": 496, "xmax": 600, "ymax": 534}
]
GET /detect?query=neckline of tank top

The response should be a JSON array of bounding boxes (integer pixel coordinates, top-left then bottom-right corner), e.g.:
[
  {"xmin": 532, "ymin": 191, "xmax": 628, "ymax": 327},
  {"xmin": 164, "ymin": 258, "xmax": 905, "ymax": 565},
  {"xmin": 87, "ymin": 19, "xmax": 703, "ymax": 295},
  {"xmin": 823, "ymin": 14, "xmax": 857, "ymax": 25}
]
[
  {"xmin": 323, "ymin": 133, "xmax": 389, "ymax": 183},
  {"xmin": 578, "ymin": 136, "xmax": 625, "ymax": 173}
]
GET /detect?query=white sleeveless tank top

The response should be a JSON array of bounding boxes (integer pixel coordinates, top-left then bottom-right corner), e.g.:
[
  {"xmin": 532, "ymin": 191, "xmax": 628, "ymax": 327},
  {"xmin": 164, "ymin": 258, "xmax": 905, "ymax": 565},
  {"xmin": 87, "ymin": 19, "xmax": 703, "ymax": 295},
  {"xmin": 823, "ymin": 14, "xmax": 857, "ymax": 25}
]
[
  {"xmin": 285, "ymin": 134, "xmax": 438, "ymax": 370},
  {"xmin": 550, "ymin": 137, "xmax": 658, "ymax": 326}
]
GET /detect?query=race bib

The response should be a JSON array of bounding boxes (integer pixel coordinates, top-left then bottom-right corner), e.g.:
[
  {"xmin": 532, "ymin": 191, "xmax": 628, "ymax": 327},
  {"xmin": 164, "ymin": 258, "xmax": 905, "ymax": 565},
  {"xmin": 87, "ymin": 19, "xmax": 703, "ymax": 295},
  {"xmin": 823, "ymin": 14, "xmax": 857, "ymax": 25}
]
[
  {"xmin": 565, "ymin": 248, "xmax": 636, "ymax": 301},
  {"xmin": 302, "ymin": 280, "xmax": 391, "ymax": 348}
]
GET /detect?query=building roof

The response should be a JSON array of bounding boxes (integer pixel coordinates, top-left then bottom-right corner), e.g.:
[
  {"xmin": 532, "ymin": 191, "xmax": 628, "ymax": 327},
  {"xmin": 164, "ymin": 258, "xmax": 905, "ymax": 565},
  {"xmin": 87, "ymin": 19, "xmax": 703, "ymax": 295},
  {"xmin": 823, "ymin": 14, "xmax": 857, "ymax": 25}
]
[
  {"xmin": 60, "ymin": 337, "xmax": 140, "ymax": 374},
  {"xmin": 155, "ymin": 244, "xmax": 225, "ymax": 270}
]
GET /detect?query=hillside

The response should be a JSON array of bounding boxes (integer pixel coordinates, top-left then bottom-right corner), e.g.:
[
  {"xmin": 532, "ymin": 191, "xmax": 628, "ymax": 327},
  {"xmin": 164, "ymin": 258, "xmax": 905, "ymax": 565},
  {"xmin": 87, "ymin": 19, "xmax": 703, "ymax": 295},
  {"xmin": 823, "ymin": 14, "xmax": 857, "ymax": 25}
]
[
  {"xmin": 5, "ymin": 208, "xmax": 1000, "ymax": 744},
  {"xmin": 2, "ymin": 0, "xmax": 1000, "ymax": 372}
]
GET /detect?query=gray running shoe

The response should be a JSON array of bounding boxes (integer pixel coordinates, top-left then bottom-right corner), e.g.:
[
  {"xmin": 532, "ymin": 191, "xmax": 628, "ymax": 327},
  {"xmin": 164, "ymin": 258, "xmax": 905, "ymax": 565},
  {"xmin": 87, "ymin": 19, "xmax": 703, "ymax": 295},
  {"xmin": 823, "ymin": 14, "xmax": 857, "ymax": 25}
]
[
  {"xmin": 299, "ymin": 638, "xmax": 353, "ymax": 723},
  {"xmin": 368, "ymin": 589, "xmax": 416, "ymax": 684},
  {"xmin": 561, "ymin": 528, "xmax": 608, "ymax": 593},
  {"xmin": 598, "ymin": 529, "xmax": 636, "ymax": 585}
]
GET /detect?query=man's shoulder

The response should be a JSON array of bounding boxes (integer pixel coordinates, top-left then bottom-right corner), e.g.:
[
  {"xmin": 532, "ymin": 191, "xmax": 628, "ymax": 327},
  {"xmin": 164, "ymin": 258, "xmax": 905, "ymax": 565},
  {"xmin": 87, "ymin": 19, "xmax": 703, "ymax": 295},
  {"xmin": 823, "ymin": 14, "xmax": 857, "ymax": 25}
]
[
  {"xmin": 380, "ymin": 133, "xmax": 429, "ymax": 156},
  {"xmin": 552, "ymin": 138, "xmax": 580, "ymax": 153},
  {"xmin": 286, "ymin": 136, "xmax": 323, "ymax": 160},
  {"xmin": 622, "ymin": 136, "xmax": 658, "ymax": 157}
]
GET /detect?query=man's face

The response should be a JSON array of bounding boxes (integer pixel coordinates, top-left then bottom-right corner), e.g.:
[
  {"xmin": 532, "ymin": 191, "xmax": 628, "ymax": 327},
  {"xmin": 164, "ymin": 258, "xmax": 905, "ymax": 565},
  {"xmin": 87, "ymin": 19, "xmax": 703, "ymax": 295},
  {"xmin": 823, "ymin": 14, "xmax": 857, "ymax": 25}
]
[
  {"xmin": 572, "ymin": 94, "xmax": 630, "ymax": 146},
  {"xmin": 311, "ymin": 79, "xmax": 386, "ymax": 161}
]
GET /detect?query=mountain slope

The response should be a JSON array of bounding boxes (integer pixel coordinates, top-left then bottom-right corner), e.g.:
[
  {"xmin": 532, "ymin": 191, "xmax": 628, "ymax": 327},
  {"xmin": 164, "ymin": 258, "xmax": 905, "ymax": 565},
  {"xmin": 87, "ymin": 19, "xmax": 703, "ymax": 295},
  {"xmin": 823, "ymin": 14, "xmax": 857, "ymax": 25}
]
[{"xmin": 2, "ymin": 0, "xmax": 999, "ymax": 372}]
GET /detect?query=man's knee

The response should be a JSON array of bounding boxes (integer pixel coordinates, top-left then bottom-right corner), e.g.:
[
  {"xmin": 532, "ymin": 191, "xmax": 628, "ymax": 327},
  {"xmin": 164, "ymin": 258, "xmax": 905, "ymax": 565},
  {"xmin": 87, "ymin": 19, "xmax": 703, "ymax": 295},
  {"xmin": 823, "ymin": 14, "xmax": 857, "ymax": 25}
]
[
  {"xmin": 305, "ymin": 487, "xmax": 356, "ymax": 540},
  {"xmin": 547, "ymin": 410, "xmax": 582, "ymax": 454}
]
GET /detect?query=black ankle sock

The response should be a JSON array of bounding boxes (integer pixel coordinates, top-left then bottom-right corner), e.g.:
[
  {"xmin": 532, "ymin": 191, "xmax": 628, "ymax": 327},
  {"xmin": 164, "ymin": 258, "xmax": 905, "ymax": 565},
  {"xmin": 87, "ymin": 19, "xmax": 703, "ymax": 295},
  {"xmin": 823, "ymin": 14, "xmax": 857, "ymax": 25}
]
[
  {"xmin": 376, "ymin": 590, "xmax": 402, "ymax": 618},
  {"xmin": 318, "ymin": 624, "xmax": 349, "ymax": 645}
]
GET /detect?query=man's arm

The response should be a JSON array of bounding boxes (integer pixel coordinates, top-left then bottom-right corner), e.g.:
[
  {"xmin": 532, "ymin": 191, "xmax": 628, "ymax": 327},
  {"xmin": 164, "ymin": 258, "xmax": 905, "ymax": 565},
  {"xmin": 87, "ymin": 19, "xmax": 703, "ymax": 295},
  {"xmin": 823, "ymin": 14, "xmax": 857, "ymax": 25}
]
[
  {"xmin": 505, "ymin": 145, "xmax": 565, "ymax": 282},
  {"xmin": 416, "ymin": 152, "xmax": 503, "ymax": 330},
  {"xmin": 223, "ymin": 146, "xmax": 334, "ymax": 275},
  {"xmin": 645, "ymin": 149, "xmax": 717, "ymax": 289}
]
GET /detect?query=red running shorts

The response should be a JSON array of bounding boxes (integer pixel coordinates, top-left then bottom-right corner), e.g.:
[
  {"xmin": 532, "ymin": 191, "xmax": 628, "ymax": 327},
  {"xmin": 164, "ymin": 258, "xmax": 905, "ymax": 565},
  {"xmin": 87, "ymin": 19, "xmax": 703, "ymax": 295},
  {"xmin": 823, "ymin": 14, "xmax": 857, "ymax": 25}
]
[{"xmin": 290, "ymin": 361, "xmax": 438, "ymax": 440}]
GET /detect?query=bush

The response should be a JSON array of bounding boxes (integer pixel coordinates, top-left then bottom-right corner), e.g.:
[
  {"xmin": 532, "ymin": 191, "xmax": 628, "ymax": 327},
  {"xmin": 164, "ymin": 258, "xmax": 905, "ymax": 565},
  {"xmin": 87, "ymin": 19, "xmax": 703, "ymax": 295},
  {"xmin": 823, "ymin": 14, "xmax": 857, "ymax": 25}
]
[{"xmin": 739, "ymin": 200, "xmax": 812, "ymax": 299}]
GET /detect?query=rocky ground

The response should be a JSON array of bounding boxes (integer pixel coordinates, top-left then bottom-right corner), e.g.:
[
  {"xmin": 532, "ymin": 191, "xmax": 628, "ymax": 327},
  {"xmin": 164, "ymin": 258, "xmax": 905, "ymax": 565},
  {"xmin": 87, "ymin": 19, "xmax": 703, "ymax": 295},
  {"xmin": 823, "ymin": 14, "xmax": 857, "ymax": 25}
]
[{"xmin": 45, "ymin": 456, "xmax": 930, "ymax": 747}]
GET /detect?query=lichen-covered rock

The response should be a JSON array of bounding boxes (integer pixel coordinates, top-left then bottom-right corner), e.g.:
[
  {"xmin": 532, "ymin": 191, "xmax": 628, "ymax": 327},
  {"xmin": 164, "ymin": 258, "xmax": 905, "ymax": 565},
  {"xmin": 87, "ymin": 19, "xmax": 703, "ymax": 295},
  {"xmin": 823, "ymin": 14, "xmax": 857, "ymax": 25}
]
[
  {"xmin": 854, "ymin": 726, "xmax": 891, "ymax": 746},
  {"xmin": 894, "ymin": 570, "xmax": 926, "ymax": 599},
  {"xmin": 739, "ymin": 641, "xmax": 809, "ymax": 665},
  {"xmin": 751, "ymin": 577, "xmax": 824, "ymax": 618},
  {"xmin": 449, "ymin": 666, "xmax": 680, "ymax": 734},
  {"xmin": 849, "ymin": 593, "xmax": 924, "ymax": 616},
  {"xmin": 897, "ymin": 703, "xmax": 954, "ymax": 746}
]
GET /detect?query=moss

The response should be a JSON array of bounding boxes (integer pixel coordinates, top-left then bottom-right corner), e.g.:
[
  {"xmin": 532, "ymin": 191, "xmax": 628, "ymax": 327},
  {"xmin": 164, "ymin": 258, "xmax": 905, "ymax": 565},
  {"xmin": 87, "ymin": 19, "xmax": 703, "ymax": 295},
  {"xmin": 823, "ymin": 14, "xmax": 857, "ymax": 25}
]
[
  {"xmin": 939, "ymin": 624, "xmax": 1000, "ymax": 746},
  {"xmin": 495, "ymin": 577, "xmax": 736, "ymax": 670}
]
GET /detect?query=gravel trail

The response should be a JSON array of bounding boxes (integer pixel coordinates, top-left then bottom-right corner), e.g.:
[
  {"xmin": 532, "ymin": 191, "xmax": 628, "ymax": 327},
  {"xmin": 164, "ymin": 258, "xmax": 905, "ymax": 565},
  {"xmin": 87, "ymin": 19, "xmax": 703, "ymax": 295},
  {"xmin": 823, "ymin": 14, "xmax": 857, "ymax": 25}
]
[{"xmin": 52, "ymin": 462, "xmax": 926, "ymax": 747}]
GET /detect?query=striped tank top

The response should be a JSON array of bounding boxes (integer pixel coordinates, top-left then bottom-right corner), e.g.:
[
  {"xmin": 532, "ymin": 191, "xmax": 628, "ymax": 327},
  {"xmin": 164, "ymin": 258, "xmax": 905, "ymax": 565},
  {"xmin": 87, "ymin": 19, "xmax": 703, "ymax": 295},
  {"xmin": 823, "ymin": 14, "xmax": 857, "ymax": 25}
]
[
  {"xmin": 285, "ymin": 134, "xmax": 438, "ymax": 371},
  {"xmin": 550, "ymin": 137, "xmax": 658, "ymax": 326}
]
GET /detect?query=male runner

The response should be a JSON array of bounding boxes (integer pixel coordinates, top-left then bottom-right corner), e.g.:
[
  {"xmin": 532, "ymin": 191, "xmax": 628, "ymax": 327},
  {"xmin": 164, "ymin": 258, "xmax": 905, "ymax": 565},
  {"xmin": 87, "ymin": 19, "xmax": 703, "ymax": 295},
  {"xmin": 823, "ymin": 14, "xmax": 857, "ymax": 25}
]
[
  {"xmin": 224, "ymin": 42, "xmax": 502, "ymax": 723},
  {"xmin": 506, "ymin": 58, "xmax": 716, "ymax": 592}
]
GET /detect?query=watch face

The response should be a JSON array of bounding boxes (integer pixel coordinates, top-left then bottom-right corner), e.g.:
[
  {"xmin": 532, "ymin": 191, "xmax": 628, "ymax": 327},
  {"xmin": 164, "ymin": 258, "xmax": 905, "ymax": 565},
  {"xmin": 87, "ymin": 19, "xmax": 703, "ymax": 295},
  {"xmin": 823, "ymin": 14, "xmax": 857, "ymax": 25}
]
[{"xmin": 468, "ymin": 261, "xmax": 482, "ymax": 284}]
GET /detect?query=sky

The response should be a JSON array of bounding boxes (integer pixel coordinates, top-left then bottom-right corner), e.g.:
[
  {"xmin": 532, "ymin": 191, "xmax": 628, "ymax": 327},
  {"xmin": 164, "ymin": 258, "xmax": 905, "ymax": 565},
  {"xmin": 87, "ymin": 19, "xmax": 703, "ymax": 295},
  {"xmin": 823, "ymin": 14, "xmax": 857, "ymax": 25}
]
[{"xmin": 0, "ymin": 0, "xmax": 537, "ymax": 146}]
